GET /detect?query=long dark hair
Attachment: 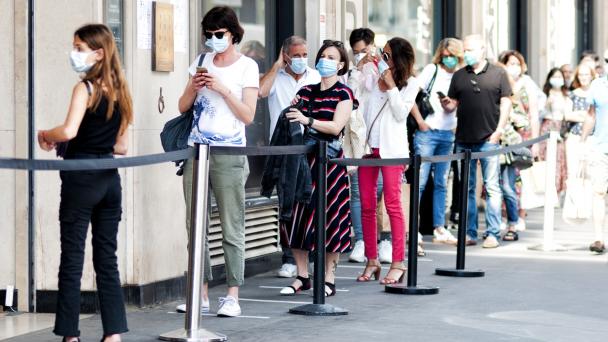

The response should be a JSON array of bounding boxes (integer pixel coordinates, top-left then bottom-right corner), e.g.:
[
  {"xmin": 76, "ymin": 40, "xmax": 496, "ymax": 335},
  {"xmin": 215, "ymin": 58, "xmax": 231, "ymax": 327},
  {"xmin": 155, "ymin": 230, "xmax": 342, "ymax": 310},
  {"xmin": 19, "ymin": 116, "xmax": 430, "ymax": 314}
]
[
  {"xmin": 75, "ymin": 24, "xmax": 133, "ymax": 134},
  {"xmin": 542, "ymin": 67, "xmax": 568, "ymax": 97},
  {"xmin": 387, "ymin": 37, "xmax": 415, "ymax": 89}
]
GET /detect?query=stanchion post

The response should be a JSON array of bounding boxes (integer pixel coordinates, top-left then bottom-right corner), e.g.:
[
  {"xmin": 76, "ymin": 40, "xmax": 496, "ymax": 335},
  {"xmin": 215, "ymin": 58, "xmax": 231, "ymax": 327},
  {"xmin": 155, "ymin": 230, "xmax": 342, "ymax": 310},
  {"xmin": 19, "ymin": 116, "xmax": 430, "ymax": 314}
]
[
  {"xmin": 435, "ymin": 149, "xmax": 485, "ymax": 277},
  {"xmin": 529, "ymin": 130, "xmax": 566, "ymax": 252},
  {"xmin": 385, "ymin": 154, "xmax": 439, "ymax": 295},
  {"xmin": 289, "ymin": 141, "xmax": 348, "ymax": 315},
  {"xmin": 160, "ymin": 144, "xmax": 227, "ymax": 342}
]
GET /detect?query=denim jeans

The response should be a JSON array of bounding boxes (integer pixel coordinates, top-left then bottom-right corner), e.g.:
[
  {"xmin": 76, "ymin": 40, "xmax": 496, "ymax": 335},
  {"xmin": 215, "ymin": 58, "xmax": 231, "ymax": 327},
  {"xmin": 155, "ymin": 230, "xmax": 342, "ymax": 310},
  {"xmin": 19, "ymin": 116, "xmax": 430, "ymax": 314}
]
[
  {"xmin": 500, "ymin": 164, "xmax": 519, "ymax": 226},
  {"xmin": 414, "ymin": 129, "xmax": 455, "ymax": 228},
  {"xmin": 350, "ymin": 173, "xmax": 383, "ymax": 242},
  {"xmin": 455, "ymin": 141, "xmax": 502, "ymax": 239}
]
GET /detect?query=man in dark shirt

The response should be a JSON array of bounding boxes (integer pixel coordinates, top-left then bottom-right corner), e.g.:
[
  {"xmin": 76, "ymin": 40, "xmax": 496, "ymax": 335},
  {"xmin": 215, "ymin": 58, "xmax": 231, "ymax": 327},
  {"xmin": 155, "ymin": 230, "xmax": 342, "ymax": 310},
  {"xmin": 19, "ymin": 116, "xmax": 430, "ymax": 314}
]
[{"xmin": 441, "ymin": 34, "xmax": 512, "ymax": 248}]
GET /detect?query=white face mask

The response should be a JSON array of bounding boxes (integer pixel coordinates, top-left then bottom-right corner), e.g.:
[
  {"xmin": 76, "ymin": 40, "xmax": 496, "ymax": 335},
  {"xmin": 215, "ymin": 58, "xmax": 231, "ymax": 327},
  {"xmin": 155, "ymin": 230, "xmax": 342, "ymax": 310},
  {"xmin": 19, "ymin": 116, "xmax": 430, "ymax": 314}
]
[
  {"xmin": 507, "ymin": 65, "xmax": 522, "ymax": 79},
  {"xmin": 549, "ymin": 77, "xmax": 564, "ymax": 89},
  {"xmin": 354, "ymin": 52, "xmax": 367, "ymax": 66},
  {"xmin": 70, "ymin": 50, "xmax": 96, "ymax": 73}
]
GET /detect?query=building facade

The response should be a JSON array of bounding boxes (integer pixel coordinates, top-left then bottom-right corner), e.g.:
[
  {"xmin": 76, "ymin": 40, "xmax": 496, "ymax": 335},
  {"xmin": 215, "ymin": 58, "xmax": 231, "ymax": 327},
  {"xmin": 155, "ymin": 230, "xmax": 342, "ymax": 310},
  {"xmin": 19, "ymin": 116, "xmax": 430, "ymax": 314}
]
[{"xmin": 1, "ymin": 0, "xmax": 607, "ymax": 312}]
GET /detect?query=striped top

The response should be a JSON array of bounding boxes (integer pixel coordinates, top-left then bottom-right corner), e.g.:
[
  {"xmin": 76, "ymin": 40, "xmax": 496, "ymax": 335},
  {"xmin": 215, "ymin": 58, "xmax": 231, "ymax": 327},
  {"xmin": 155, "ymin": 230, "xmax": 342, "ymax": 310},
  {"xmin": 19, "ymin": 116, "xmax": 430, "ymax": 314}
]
[{"xmin": 297, "ymin": 82, "xmax": 355, "ymax": 141}]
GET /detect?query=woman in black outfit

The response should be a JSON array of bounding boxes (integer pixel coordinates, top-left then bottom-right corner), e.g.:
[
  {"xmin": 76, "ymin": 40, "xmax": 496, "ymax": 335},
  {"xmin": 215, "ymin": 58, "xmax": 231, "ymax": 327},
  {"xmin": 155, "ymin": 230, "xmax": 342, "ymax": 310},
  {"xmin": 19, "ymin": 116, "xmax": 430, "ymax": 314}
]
[{"xmin": 38, "ymin": 24, "xmax": 133, "ymax": 342}]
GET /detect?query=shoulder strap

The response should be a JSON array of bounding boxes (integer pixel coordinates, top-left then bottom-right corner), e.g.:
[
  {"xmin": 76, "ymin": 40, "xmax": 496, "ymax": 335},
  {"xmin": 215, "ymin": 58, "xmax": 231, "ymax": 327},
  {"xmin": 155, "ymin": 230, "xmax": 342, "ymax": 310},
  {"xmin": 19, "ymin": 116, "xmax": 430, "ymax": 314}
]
[
  {"xmin": 82, "ymin": 80, "xmax": 93, "ymax": 96},
  {"xmin": 365, "ymin": 99, "xmax": 389, "ymax": 148},
  {"xmin": 426, "ymin": 64, "xmax": 439, "ymax": 93},
  {"xmin": 198, "ymin": 53, "xmax": 206, "ymax": 67}
]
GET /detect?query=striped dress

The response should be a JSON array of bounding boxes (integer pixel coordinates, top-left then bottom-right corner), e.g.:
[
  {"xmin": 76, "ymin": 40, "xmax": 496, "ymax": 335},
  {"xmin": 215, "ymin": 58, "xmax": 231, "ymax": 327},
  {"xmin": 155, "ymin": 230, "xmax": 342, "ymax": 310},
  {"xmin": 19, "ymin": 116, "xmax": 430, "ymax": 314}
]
[{"xmin": 280, "ymin": 82, "xmax": 354, "ymax": 253}]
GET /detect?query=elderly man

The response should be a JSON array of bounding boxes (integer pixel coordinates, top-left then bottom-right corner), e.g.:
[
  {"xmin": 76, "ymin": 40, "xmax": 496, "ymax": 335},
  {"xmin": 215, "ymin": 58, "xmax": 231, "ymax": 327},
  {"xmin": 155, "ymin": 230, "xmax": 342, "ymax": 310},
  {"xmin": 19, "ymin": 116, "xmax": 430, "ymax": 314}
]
[
  {"xmin": 440, "ymin": 34, "xmax": 512, "ymax": 248},
  {"xmin": 258, "ymin": 36, "xmax": 320, "ymax": 277}
]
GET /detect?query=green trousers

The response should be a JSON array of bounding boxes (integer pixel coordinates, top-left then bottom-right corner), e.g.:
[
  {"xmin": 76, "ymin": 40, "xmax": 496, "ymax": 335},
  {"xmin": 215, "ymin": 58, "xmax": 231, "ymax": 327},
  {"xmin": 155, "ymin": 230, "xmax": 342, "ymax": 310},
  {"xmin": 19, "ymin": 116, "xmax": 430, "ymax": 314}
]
[{"xmin": 182, "ymin": 155, "xmax": 249, "ymax": 287}]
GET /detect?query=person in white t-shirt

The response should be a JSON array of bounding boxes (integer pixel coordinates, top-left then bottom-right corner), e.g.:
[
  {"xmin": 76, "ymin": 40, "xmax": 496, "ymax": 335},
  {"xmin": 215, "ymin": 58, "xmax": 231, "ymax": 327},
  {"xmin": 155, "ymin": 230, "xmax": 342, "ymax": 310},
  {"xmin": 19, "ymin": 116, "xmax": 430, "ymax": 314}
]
[
  {"xmin": 259, "ymin": 36, "xmax": 321, "ymax": 139},
  {"xmin": 411, "ymin": 38, "xmax": 464, "ymax": 245},
  {"xmin": 176, "ymin": 6, "xmax": 259, "ymax": 318}
]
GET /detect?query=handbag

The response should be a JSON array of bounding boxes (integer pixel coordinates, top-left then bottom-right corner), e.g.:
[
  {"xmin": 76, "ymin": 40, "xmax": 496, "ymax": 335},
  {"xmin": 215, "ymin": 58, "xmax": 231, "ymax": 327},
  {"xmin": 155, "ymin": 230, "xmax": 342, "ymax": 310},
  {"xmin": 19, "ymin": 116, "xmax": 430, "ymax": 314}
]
[
  {"xmin": 302, "ymin": 84, "xmax": 343, "ymax": 158},
  {"xmin": 562, "ymin": 163, "xmax": 592, "ymax": 221},
  {"xmin": 504, "ymin": 147, "xmax": 533, "ymax": 170},
  {"xmin": 160, "ymin": 53, "xmax": 205, "ymax": 175},
  {"xmin": 407, "ymin": 64, "xmax": 438, "ymax": 131}
]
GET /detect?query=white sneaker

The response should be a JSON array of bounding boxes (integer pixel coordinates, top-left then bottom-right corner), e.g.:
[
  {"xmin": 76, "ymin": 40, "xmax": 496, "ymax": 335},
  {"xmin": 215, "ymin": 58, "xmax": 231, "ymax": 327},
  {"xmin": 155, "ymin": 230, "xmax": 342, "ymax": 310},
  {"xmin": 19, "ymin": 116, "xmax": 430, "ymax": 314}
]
[
  {"xmin": 515, "ymin": 218, "xmax": 526, "ymax": 231},
  {"xmin": 175, "ymin": 299, "xmax": 210, "ymax": 314},
  {"xmin": 418, "ymin": 233, "xmax": 424, "ymax": 244},
  {"xmin": 378, "ymin": 240, "xmax": 392, "ymax": 264},
  {"xmin": 348, "ymin": 240, "xmax": 366, "ymax": 263},
  {"xmin": 277, "ymin": 263, "xmax": 297, "ymax": 278},
  {"xmin": 433, "ymin": 227, "xmax": 457, "ymax": 245},
  {"xmin": 482, "ymin": 235, "xmax": 500, "ymax": 248},
  {"xmin": 217, "ymin": 296, "xmax": 241, "ymax": 317}
]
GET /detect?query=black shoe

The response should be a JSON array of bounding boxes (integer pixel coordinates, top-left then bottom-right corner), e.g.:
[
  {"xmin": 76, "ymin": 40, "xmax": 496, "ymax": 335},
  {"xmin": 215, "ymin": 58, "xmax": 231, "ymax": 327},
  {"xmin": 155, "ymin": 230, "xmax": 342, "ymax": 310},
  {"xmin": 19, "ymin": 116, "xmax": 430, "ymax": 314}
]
[
  {"xmin": 280, "ymin": 275, "xmax": 311, "ymax": 295},
  {"xmin": 324, "ymin": 282, "xmax": 336, "ymax": 297}
]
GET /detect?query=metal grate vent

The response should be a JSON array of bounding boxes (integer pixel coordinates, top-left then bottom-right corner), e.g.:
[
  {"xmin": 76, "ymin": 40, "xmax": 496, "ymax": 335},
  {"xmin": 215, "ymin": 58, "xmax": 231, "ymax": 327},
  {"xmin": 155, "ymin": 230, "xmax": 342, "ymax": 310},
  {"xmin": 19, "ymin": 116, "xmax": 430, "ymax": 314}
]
[{"xmin": 208, "ymin": 205, "xmax": 280, "ymax": 266}]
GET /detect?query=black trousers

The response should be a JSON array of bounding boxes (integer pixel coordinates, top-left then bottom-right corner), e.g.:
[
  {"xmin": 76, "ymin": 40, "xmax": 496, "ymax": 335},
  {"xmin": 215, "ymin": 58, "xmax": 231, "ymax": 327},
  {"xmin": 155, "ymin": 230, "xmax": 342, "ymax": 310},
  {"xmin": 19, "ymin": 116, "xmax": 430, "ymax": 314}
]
[{"xmin": 53, "ymin": 166, "xmax": 128, "ymax": 337}]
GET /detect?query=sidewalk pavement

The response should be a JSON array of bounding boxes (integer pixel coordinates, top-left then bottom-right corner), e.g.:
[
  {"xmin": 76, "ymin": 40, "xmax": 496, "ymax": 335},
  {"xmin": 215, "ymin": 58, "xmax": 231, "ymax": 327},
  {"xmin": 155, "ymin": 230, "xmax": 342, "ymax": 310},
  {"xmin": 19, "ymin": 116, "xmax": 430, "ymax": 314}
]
[{"xmin": 4, "ymin": 207, "xmax": 608, "ymax": 342}]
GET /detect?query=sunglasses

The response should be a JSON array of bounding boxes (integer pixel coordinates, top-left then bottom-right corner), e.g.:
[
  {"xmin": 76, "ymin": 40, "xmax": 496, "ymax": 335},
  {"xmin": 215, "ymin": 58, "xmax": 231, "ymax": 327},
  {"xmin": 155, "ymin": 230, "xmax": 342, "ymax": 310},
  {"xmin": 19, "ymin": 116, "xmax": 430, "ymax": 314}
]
[
  {"xmin": 204, "ymin": 30, "xmax": 228, "ymax": 40},
  {"xmin": 322, "ymin": 39, "xmax": 344, "ymax": 48},
  {"xmin": 379, "ymin": 48, "xmax": 391, "ymax": 62},
  {"xmin": 470, "ymin": 79, "xmax": 481, "ymax": 93}
]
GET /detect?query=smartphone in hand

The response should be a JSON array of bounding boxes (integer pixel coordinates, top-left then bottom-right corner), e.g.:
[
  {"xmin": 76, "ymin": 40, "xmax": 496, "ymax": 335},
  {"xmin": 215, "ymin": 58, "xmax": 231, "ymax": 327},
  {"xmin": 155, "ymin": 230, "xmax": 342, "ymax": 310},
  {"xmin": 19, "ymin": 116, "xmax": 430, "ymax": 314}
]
[
  {"xmin": 196, "ymin": 67, "xmax": 208, "ymax": 74},
  {"xmin": 437, "ymin": 91, "xmax": 446, "ymax": 99}
]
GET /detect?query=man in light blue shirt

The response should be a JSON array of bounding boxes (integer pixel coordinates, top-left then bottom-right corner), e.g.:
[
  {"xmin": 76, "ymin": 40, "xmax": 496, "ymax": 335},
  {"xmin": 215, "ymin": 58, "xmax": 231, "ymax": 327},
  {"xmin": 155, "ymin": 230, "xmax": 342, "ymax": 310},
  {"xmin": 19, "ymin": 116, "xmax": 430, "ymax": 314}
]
[{"xmin": 582, "ymin": 74, "xmax": 608, "ymax": 253}]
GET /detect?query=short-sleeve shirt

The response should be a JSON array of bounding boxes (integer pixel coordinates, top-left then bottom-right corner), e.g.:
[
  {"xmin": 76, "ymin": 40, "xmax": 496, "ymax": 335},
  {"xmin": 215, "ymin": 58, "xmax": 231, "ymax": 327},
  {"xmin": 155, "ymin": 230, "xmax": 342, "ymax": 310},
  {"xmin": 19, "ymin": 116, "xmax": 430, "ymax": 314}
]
[
  {"xmin": 187, "ymin": 52, "xmax": 259, "ymax": 146},
  {"xmin": 268, "ymin": 67, "xmax": 321, "ymax": 138},
  {"xmin": 296, "ymin": 82, "xmax": 354, "ymax": 141},
  {"xmin": 587, "ymin": 76, "xmax": 608, "ymax": 153},
  {"xmin": 448, "ymin": 61, "xmax": 512, "ymax": 143}
]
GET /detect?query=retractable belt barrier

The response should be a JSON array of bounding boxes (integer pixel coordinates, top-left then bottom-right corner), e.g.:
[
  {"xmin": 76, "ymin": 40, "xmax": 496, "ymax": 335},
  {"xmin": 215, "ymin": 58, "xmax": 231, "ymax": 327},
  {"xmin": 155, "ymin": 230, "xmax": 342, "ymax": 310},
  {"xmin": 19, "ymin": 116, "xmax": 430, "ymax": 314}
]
[{"xmin": 1, "ymin": 133, "xmax": 552, "ymax": 339}]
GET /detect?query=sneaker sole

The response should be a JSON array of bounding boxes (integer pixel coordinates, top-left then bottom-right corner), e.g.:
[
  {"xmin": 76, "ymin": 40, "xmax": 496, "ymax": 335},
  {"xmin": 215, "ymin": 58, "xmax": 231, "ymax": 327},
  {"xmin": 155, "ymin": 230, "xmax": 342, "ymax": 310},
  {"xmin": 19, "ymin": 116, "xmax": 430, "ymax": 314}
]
[{"xmin": 432, "ymin": 238, "xmax": 458, "ymax": 245}]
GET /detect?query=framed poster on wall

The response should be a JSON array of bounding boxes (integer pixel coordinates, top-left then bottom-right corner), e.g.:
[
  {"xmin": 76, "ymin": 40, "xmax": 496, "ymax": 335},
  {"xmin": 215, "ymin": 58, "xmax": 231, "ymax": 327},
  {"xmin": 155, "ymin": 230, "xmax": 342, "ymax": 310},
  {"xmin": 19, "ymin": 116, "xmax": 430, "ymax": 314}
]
[{"xmin": 152, "ymin": 2, "xmax": 174, "ymax": 72}]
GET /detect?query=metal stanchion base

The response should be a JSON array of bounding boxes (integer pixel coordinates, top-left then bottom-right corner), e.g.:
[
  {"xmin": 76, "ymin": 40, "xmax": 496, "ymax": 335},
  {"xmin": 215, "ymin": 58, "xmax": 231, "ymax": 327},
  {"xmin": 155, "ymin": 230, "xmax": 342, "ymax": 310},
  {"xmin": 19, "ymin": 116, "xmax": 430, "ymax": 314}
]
[
  {"xmin": 385, "ymin": 284, "xmax": 439, "ymax": 295},
  {"xmin": 289, "ymin": 304, "xmax": 348, "ymax": 316},
  {"xmin": 159, "ymin": 328, "xmax": 227, "ymax": 342},
  {"xmin": 528, "ymin": 243, "xmax": 567, "ymax": 252},
  {"xmin": 435, "ymin": 268, "xmax": 485, "ymax": 277}
]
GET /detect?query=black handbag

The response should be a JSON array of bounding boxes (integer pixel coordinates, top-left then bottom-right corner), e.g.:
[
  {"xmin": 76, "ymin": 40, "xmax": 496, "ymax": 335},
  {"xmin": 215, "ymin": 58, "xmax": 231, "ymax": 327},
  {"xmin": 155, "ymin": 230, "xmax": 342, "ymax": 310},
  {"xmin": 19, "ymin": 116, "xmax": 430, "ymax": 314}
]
[
  {"xmin": 407, "ymin": 64, "xmax": 438, "ymax": 131},
  {"xmin": 160, "ymin": 53, "xmax": 206, "ymax": 175},
  {"xmin": 505, "ymin": 147, "xmax": 534, "ymax": 170}
]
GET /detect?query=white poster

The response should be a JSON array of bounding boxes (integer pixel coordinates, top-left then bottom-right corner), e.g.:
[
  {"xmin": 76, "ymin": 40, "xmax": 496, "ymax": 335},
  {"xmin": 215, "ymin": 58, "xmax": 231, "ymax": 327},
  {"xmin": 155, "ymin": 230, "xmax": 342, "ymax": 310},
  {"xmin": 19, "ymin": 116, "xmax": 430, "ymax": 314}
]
[
  {"xmin": 137, "ymin": 0, "xmax": 153, "ymax": 50},
  {"xmin": 171, "ymin": 0, "xmax": 188, "ymax": 53}
]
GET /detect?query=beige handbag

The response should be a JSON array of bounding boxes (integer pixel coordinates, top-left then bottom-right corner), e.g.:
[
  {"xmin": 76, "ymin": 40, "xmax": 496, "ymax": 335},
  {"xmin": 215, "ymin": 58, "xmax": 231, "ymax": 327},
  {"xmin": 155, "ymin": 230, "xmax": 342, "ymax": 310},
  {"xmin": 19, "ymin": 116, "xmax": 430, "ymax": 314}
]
[{"xmin": 562, "ymin": 163, "xmax": 592, "ymax": 221}]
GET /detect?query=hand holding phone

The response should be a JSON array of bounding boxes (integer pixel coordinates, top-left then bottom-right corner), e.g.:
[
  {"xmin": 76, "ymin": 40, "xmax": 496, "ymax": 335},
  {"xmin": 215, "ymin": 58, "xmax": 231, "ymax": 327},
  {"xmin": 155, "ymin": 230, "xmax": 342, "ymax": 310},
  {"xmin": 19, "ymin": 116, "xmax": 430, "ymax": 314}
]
[
  {"xmin": 196, "ymin": 67, "xmax": 208, "ymax": 74},
  {"xmin": 436, "ymin": 91, "xmax": 446, "ymax": 99}
]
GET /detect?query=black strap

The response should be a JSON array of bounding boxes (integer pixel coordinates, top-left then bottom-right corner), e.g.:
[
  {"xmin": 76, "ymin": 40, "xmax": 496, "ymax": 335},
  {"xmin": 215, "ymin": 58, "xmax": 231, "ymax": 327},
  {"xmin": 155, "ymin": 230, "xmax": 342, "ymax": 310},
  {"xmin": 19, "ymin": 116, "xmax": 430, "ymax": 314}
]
[
  {"xmin": 197, "ymin": 53, "xmax": 206, "ymax": 67},
  {"xmin": 426, "ymin": 64, "xmax": 439, "ymax": 93},
  {"xmin": 82, "ymin": 80, "xmax": 92, "ymax": 96}
]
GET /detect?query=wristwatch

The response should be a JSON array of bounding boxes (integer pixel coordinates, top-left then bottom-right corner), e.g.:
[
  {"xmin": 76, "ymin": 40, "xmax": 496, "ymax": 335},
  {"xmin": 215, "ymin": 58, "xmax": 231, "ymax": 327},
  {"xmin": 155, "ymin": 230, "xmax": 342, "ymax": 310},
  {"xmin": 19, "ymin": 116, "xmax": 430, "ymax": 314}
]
[{"xmin": 307, "ymin": 117, "xmax": 314, "ymax": 127}]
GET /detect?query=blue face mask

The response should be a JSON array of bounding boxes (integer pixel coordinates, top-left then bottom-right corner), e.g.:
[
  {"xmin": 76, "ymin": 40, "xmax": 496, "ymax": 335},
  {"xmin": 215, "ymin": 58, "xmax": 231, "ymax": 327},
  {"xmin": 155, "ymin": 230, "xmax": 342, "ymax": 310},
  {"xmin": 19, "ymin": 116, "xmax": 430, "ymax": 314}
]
[
  {"xmin": 464, "ymin": 51, "xmax": 478, "ymax": 67},
  {"xmin": 316, "ymin": 58, "xmax": 339, "ymax": 77},
  {"xmin": 205, "ymin": 36, "xmax": 229, "ymax": 53},
  {"xmin": 289, "ymin": 57, "xmax": 308, "ymax": 75},
  {"xmin": 378, "ymin": 59, "xmax": 390, "ymax": 75},
  {"xmin": 442, "ymin": 56, "xmax": 458, "ymax": 69}
]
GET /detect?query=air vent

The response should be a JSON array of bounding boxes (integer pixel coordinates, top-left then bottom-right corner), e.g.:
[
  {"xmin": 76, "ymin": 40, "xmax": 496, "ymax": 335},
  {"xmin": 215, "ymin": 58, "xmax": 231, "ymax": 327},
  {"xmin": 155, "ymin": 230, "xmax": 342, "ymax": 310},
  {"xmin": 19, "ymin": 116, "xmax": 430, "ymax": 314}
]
[{"xmin": 208, "ymin": 205, "xmax": 280, "ymax": 266}]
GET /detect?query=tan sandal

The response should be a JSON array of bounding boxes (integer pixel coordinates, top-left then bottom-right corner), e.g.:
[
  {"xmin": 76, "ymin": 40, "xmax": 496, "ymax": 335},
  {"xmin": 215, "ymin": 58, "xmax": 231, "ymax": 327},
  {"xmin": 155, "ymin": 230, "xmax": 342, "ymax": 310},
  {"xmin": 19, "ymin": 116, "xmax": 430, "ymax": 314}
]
[
  {"xmin": 380, "ymin": 264, "xmax": 406, "ymax": 285},
  {"xmin": 357, "ymin": 261, "xmax": 381, "ymax": 282}
]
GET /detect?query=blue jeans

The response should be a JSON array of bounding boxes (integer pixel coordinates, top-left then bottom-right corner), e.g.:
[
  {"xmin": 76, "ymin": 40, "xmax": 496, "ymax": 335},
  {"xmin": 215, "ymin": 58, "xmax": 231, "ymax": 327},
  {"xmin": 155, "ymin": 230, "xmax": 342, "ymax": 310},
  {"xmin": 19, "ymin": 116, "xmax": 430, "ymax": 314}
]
[
  {"xmin": 414, "ymin": 129, "xmax": 455, "ymax": 228},
  {"xmin": 350, "ymin": 173, "xmax": 383, "ymax": 242},
  {"xmin": 455, "ymin": 141, "xmax": 502, "ymax": 239},
  {"xmin": 500, "ymin": 165, "xmax": 519, "ymax": 226}
]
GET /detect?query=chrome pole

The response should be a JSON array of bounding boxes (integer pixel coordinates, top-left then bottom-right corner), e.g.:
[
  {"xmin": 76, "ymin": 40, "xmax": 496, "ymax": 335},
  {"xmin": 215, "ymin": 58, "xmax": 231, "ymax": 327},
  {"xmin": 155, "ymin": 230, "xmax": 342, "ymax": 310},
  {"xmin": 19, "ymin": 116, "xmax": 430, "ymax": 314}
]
[{"xmin": 160, "ymin": 144, "xmax": 226, "ymax": 341}]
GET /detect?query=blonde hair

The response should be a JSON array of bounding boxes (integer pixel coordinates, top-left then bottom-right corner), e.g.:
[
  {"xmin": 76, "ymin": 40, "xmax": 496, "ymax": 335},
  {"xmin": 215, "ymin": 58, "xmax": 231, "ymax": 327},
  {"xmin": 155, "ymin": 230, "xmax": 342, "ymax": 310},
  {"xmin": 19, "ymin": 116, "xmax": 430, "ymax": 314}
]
[
  {"xmin": 76, "ymin": 24, "xmax": 133, "ymax": 135},
  {"xmin": 431, "ymin": 38, "xmax": 464, "ymax": 65}
]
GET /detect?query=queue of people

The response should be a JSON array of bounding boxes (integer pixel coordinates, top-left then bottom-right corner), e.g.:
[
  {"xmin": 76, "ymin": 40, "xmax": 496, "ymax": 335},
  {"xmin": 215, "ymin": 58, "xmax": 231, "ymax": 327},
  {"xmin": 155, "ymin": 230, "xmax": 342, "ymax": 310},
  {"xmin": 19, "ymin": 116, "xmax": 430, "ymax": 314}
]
[{"xmin": 37, "ymin": 5, "xmax": 608, "ymax": 340}]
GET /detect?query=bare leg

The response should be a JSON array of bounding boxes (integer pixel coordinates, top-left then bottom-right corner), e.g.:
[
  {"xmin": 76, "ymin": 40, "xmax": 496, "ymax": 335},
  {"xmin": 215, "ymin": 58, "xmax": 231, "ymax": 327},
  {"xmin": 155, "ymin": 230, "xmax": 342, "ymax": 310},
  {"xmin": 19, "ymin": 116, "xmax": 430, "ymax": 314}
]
[
  {"xmin": 325, "ymin": 252, "xmax": 340, "ymax": 284},
  {"xmin": 593, "ymin": 192, "xmax": 606, "ymax": 242}
]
